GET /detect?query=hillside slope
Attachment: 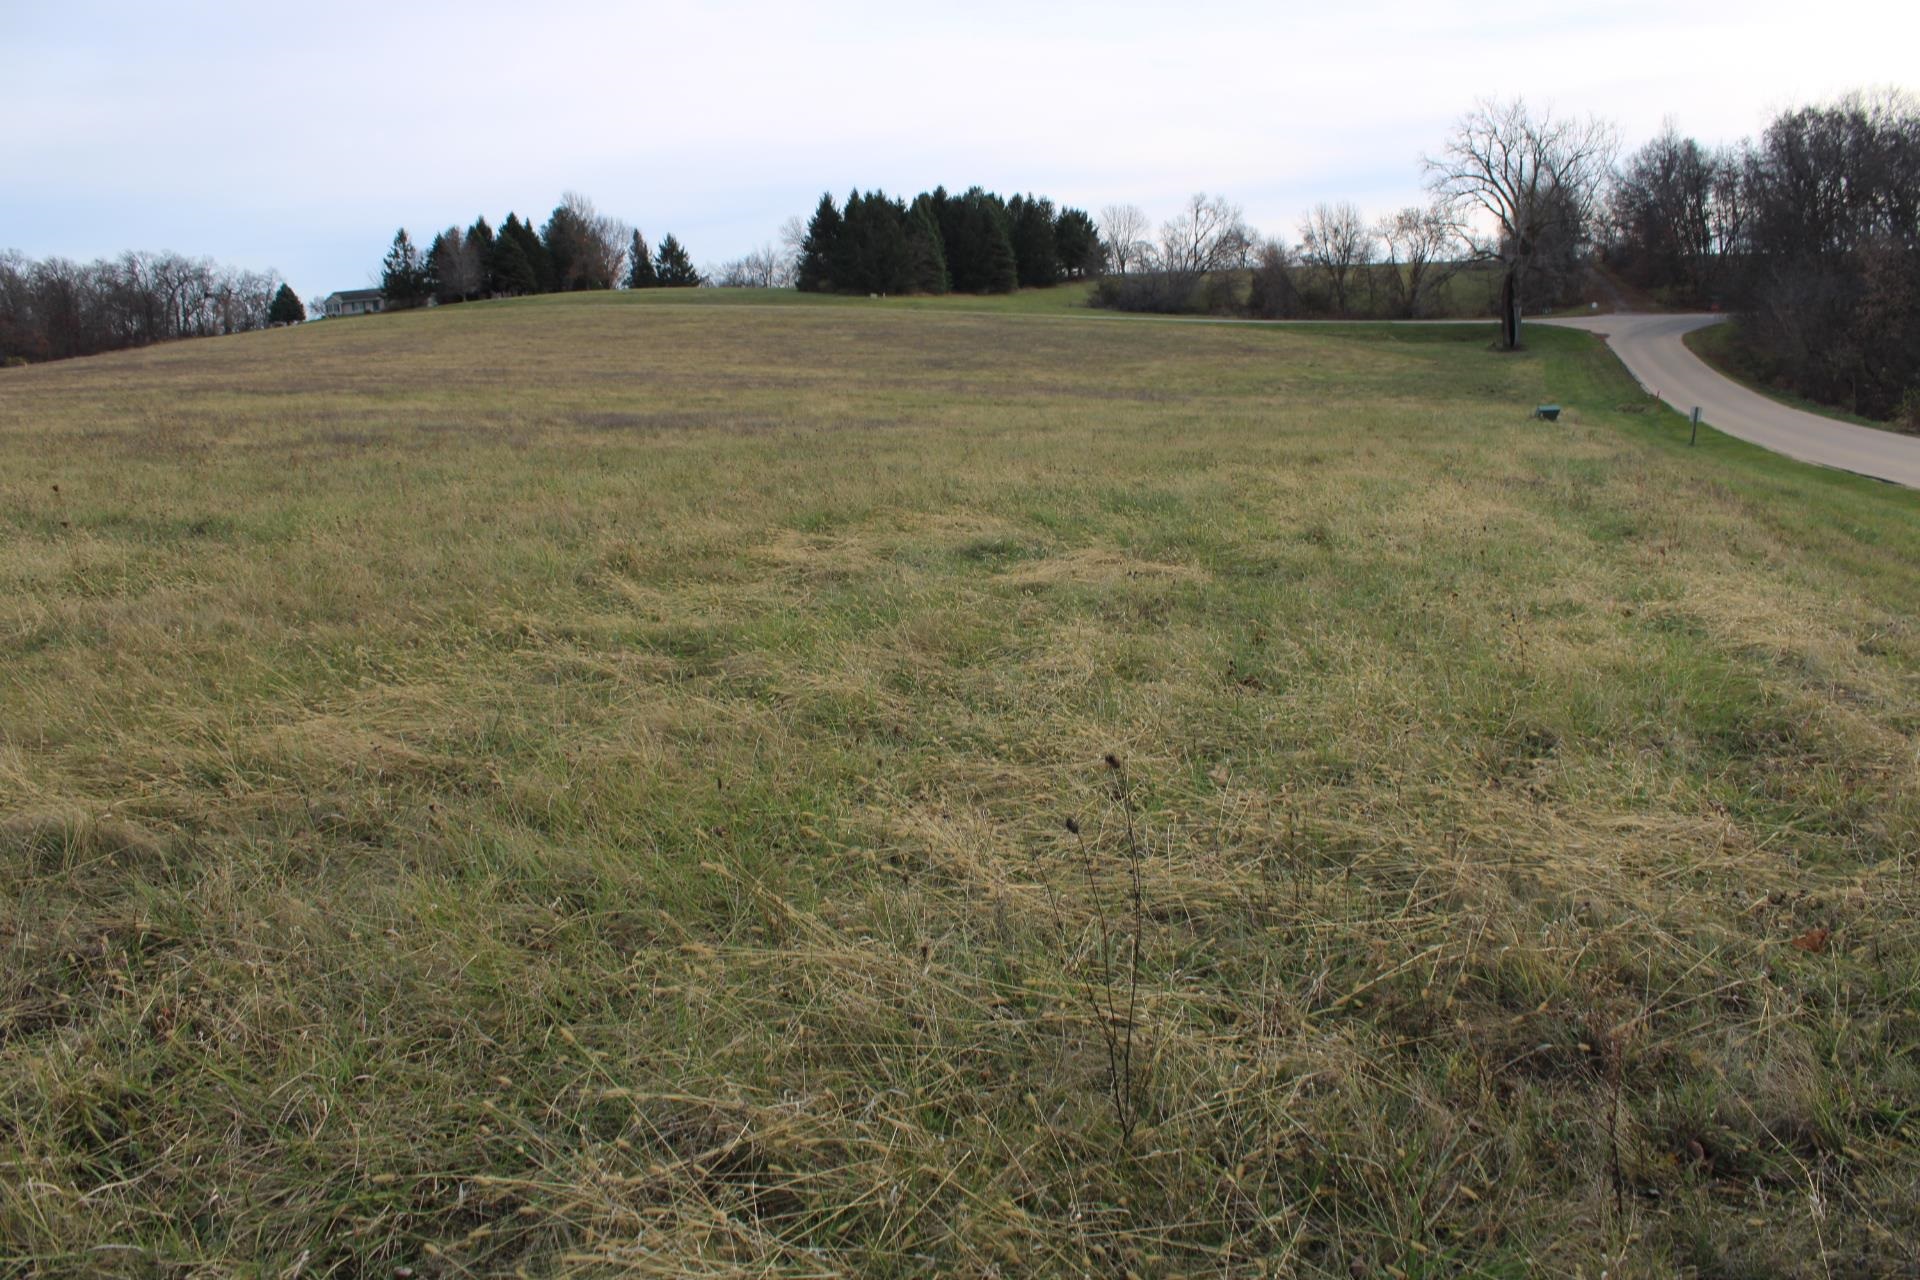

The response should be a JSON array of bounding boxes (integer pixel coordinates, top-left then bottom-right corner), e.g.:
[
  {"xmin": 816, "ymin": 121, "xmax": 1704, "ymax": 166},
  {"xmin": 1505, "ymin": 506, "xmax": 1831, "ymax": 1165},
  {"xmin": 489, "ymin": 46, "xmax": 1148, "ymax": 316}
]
[{"xmin": 3, "ymin": 298, "xmax": 1917, "ymax": 1276}]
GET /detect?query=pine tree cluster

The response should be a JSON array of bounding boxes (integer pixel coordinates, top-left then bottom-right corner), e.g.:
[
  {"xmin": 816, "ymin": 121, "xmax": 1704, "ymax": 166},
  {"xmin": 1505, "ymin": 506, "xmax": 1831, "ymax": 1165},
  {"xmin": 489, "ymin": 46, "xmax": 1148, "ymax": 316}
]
[
  {"xmin": 379, "ymin": 194, "xmax": 699, "ymax": 308},
  {"xmin": 796, "ymin": 187, "xmax": 1103, "ymax": 296}
]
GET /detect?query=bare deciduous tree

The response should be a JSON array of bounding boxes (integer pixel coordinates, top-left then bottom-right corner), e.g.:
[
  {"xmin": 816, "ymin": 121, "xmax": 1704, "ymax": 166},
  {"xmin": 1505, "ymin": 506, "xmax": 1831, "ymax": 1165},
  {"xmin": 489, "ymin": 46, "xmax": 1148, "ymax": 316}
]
[
  {"xmin": 1298, "ymin": 202, "xmax": 1374, "ymax": 315},
  {"xmin": 713, "ymin": 244, "xmax": 792, "ymax": 289},
  {"xmin": 1159, "ymin": 193, "xmax": 1251, "ymax": 276},
  {"xmin": 1246, "ymin": 239, "xmax": 1303, "ymax": 318},
  {"xmin": 1607, "ymin": 123, "xmax": 1731, "ymax": 303},
  {"xmin": 1098, "ymin": 203, "xmax": 1150, "ymax": 275},
  {"xmin": 1707, "ymin": 143, "xmax": 1751, "ymax": 267},
  {"xmin": 1736, "ymin": 90, "xmax": 1920, "ymax": 418},
  {"xmin": 549, "ymin": 190, "xmax": 631, "ymax": 291},
  {"xmin": 1377, "ymin": 203, "xmax": 1462, "ymax": 318},
  {"xmin": 1425, "ymin": 99, "xmax": 1616, "ymax": 348},
  {"xmin": 1090, "ymin": 195, "xmax": 1251, "ymax": 313},
  {"xmin": 0, "ymin": 249, "xmax": 278, "ymax": 362},
  {"xmin": 778, "ymin": 215, "xmax": 808, "ymax": 282},
  {"xmin": 429, "ymin": 226, "xmax": 483, "ymax": 303}
]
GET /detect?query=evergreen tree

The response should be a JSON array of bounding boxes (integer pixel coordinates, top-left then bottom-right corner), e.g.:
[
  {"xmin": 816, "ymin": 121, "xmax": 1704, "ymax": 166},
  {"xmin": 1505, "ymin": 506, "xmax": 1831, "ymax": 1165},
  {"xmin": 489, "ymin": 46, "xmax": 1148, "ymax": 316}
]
[
  {"xmin": 978, "ymin": 195, "xmax": 1019, "ymax": 294},
  {"xmin": 795, "ymin": 183, "xmax": 1073, "ymax": 295},
  {"xmin": 496, "ymin": 214, "xmax": 526, "ymax": 279},
  {"xmin": 939, "ymin": 199, "xmax": 977, "ymax": 291},
  {"xmin": 653, "ymin": 234, "xmax": 701, "ymax": 287},
  {"xmin": 841, "ymin": 190, "xmax": 911, "ymax": 294},
  {"xmin": 942, "ymin": 189, "xmax": 1017, "ymax": 294},
  {"xmin": 501, "ymin": 214, "xmax": 554, "ymax": 293},
  {"xmin": 627, "ymin": 231, "xmax": 658, "ymax": 288},
  {"xmin": 542, "ymin": 202, "xmax": 586, "ymax": 291},
  {"xmin": 925, "ymin": 186, "xmax": 967, "ymax": 285},
  {"xmin": 830, "ymin": 188, "xmax": 865, "ymax": 290},
  {"xmin": 487, "ymin": 229, "xmax": 538, "ymax": 296},
  {"xmin": 467, "ymin": 216, "xmax": 497, "ymax": 294},
  {"xmin": 267, "ymin": 282, "xmax": 305, "ymax": 325},
  {"xmin": 796, "ymin": 193, "xmax": 841, "ymax": 293},
  {"xmin": 526, "ymin": 220, "xmax": 558, "ymax": 292},
  {"xmin": 464, "ymin": 221, "xmax": 495, "ymax": 299},
  {"xmin": 930, "ymin": 185, "xmax": 959, "ymax": 267},
  {"xmin": 1007, "ymin": 194, "xmax": 1060, "ymax": 288},
  {"xmin": 906, "ymin": 194, "xmax": 950, "ymax": 294},
  {"xmin": 422, "ymin": 230, "xmax": 449, "ymax": 301},
  {"xmin": 1053, "ymin": 207, "xmax": 1104, "ymax": 279},
  {"xmin": 380, "ymin": 228, "xmax": 427, "ymax": 307}
]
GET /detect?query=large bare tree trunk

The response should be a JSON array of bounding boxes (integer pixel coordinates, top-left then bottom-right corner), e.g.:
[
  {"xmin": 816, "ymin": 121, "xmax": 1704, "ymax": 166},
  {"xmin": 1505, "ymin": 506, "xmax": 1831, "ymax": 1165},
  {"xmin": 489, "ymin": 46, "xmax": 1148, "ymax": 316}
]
[{"xmin": 1500, "ymin": 268, "xmax": 1521, "ymax": 349}]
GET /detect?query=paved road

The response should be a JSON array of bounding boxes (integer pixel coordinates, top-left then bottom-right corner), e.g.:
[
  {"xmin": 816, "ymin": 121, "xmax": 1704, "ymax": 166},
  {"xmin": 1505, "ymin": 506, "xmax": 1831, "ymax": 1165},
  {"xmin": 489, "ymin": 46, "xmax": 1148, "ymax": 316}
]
[{"xmin": 1538, "ymin": 312, "xmax": 1920, "ymax": 487}]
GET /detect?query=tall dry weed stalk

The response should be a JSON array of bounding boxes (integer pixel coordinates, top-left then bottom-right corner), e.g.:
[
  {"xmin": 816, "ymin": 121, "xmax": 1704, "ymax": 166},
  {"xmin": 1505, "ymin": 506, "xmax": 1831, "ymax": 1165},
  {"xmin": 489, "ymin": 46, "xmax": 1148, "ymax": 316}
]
[{"xmin": 1040, "ymin": 753, "xmax": 1151, "ymax": 1146}]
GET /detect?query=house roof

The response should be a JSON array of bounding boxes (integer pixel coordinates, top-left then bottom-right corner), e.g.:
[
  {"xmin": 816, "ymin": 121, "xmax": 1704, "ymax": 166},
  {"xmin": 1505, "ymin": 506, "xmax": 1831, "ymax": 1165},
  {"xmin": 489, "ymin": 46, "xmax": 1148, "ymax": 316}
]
[{"xmin": 328, "ymin": 288, "xmax": 384, "ymax": 302}]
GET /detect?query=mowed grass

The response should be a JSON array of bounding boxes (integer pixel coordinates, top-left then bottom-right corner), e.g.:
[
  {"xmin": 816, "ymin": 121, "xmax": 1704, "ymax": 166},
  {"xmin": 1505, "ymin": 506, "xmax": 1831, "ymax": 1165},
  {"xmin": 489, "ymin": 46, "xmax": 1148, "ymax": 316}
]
[{"xmin": 2, "ymin": 293, "xmax": 1918, "ymax": 1277}]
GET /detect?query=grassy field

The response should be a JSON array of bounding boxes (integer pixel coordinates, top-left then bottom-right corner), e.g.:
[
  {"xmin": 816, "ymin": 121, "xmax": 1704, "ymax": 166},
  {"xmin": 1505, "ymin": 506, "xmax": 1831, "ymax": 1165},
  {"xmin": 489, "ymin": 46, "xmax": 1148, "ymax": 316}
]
[
  {"xmin": 527, "ymin": 279, "xmax": 1105, "ymax": 315},
  {"xmin": 3, "ymin": 292, "xmax": 1918, "ymax": 1277}
]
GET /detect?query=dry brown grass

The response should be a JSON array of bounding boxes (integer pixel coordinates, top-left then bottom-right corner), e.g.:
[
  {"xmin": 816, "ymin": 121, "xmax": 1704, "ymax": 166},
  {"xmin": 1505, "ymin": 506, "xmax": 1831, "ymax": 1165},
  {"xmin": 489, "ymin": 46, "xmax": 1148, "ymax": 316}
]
[{"xmin": 1, "ymin": 294, "xmax": 1917, "ymax": 1276}]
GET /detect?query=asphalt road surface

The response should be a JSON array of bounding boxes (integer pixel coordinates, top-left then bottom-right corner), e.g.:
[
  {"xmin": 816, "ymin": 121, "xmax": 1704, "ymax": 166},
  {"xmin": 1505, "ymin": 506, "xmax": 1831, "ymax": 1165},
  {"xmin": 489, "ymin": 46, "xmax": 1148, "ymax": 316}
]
[{"xmin": 1538, "ymin": 312, "xmax": 1920, "ymax": 488}]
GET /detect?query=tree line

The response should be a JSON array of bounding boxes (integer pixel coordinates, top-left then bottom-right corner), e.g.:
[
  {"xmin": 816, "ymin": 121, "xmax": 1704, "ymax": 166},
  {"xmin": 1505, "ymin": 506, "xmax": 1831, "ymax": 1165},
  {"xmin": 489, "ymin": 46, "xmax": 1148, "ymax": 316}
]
[
  {"xmin": 792, "ymin": 187, "xmax": 1102, "ymax": 296},
  {"xmin": 1086, "ymin": 91, "xmax": 1916, "ymax": 420},
  {"xmin": 377, "ymin": 191, "xmax": 700, "ymax": 309},
  {"xmin": 1608, "ymin": 91, "xmax": 1918, "ymax": 421},
  {"xmin": 0, "ymin": 250, "xmax": 300, "ymax": 365},
  {"xmin": 1086, "ymin": 192, "xmax": 1510, "ymax": 324},
  {"xmin": 1091, "ymin": 100, "xmax": 1615, "ymax": 338},
  {"xmin": 11, "ymin": 92, "xmax": 1911, "ymax": 414}
]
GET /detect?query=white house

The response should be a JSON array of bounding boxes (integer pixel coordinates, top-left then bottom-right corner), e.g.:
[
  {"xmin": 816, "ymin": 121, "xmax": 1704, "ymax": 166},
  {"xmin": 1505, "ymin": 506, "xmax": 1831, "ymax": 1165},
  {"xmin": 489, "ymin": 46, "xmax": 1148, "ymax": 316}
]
[{"xmin": 322, "ymin": 288, "xmax": 385, "ymax": 318}]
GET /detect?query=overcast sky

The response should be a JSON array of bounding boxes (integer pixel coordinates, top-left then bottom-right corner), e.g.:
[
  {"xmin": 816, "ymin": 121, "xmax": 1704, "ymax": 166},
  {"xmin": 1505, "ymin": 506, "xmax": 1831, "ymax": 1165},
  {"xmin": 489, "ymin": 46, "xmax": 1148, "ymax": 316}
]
[{"xmin": 5, "ymin": 0, "xmax": 1916, "ymax": 301}]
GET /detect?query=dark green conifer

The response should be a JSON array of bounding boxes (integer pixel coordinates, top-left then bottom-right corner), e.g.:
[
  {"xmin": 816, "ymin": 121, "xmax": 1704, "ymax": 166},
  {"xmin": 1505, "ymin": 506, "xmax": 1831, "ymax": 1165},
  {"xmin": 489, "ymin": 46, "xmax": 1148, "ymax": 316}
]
[
  {"xmin": 487, "ymin": 229, "xmax": 537, "ymax": 296},
  {"xmin": 841, "ymin": 190, "xmax": 911, "ymax": 294},
  {"xmin": 501, "ymin": 214, "xmax": 554, "ymax": 292},
  {"xmin": 653, "ymin": 234, "xmax": 701, "ymax": 287},
  {"xmin": 1053, "ymin": 207, "xmax": 1103, "ymax": 278},
  {"xmin": 380, "ymin": 228, "xmax": 428, "ymax": 307},
  {"xmin": 267, "ymin": 282, "xmax": 305, "ymax": 325},
  {"xmin": 797, "ymin": 194, "xmax": 841, "ymax": 293},
  {"xmin": 1008, "ymin": 194, "xmax": 1059, "ymax": 287},
  {"xmin": 627, "ymin": 231, "xmax": 658, "ymax": 288},
  {"xmin": 906, "ymin": 194, "xmax": 949, "ymax": 294},
  {"xmin": 542, "ymin": 202, "xmax": 586, "ymax": 291},
  {"xmin": 972, "ymin": 191, "xmax": 1019, "ymax": 293},
  {"xmin": 467, "ymin": 216, "xmax": 497, "ymax": 294}
]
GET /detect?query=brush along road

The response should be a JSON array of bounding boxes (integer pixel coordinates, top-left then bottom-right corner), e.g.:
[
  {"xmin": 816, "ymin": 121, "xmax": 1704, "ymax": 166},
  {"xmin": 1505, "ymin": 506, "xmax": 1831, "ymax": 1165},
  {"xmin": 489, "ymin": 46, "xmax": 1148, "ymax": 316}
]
[{"xmin": 1539, "ymin": 311, "xmax": 1920, "ymax": 487}]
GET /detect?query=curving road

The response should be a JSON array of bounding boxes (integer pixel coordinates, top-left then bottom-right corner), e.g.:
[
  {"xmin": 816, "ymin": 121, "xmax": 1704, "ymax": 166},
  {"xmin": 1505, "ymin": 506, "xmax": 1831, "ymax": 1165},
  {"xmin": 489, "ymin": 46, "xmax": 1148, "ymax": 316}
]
[{"xmin": 1537, "ymin": 312, "xmax": 1920, "ymax": 487}]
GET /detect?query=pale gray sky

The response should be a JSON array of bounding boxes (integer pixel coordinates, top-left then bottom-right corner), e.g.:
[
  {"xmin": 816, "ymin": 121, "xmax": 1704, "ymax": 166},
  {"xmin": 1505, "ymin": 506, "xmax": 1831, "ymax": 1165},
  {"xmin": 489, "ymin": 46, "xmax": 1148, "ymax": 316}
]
[{"xmin": 5, "ymin": 0, "xmax": 1915, "ymax": 300}]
